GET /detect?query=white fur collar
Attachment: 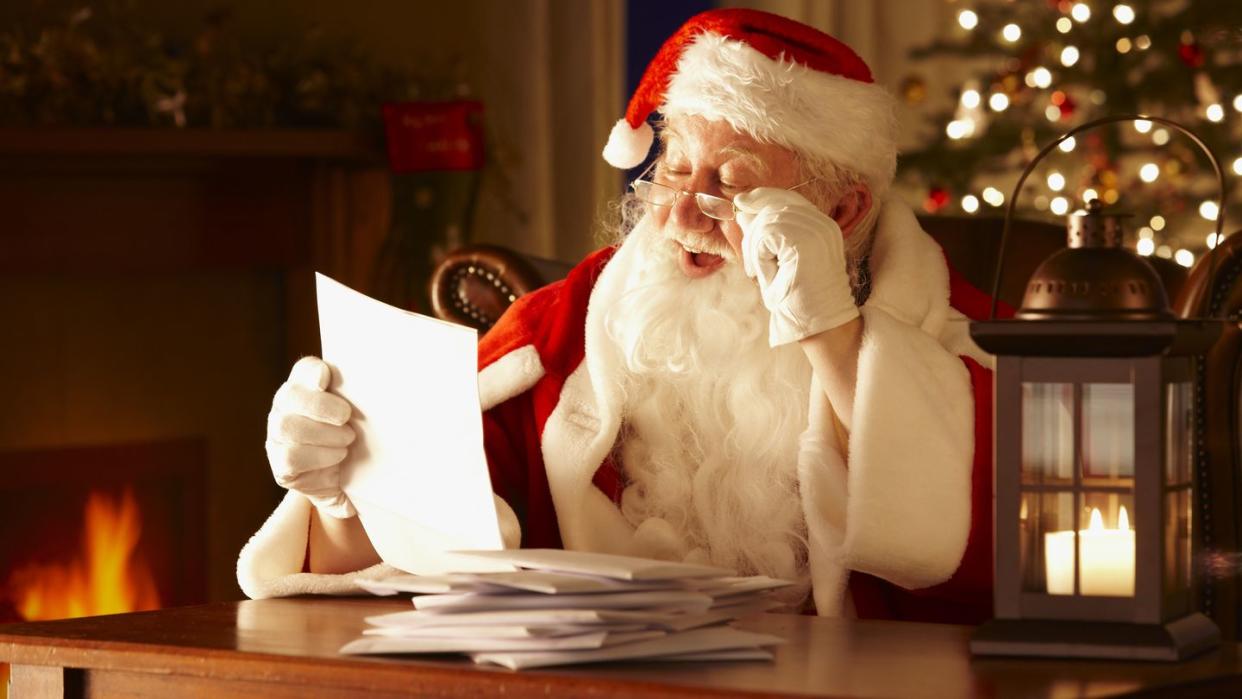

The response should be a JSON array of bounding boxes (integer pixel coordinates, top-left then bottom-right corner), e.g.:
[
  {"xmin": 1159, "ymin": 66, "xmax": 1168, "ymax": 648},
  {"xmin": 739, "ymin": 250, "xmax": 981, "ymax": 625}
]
[{"xmin": 863, "ymin": 198, "xmax": 951, "ymax": 335}]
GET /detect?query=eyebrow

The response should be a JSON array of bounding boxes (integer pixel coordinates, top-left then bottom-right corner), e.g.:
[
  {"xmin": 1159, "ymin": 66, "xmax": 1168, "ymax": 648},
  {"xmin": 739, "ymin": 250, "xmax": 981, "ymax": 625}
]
[
  {"xmin": 658, "ymin": 125, "xmax": 771, "ymax": 177},
  {"xmin": 718, "ymin": 146, "xmax": 769, "ymax": 178}
]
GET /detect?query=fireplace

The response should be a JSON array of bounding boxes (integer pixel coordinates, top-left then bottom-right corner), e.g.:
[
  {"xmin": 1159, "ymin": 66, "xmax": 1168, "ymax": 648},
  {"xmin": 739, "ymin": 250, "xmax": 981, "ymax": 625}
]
[
  {"xmin": 0, "ymin": 127, "xmax": 390, "ymax": 610},
  {"xmin": 0, "ymin": 440, "xmax": 207, "ymax": 623}
]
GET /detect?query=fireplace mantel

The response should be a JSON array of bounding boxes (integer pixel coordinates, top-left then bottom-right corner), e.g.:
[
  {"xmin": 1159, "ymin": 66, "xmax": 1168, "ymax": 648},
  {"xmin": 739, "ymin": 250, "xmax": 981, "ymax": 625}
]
[{"xmin": 0, "ymin": 127, "xmax": 383, "ymax": 162}]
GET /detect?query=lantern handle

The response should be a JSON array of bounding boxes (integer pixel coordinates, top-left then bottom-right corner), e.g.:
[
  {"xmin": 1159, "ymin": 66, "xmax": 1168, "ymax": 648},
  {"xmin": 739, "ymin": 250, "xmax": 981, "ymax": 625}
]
[{"xmin": 989, "ymin": 114, "xmax": 1227, "ymax": 320}]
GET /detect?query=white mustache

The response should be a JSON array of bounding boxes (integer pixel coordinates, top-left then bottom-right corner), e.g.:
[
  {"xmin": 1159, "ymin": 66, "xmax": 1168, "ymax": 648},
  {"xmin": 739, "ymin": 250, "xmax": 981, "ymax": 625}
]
[{"xmin": 665, "ymin": 232, "xmax": 734, "ymax": 260}]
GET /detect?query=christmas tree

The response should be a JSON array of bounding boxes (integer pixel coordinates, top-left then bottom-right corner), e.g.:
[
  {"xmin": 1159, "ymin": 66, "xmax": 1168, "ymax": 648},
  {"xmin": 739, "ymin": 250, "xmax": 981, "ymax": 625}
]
[{"xmin": 899, "ymin": 0, "xmax": 1242, "ymax": 269}]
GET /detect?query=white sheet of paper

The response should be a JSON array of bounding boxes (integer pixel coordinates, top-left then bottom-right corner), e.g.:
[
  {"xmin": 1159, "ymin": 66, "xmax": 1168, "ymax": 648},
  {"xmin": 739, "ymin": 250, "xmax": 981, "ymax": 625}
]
[
  {"xmin": 469, "ymin": 627, "xmax": 785, "ymax": 670},
  {"xmin": 364, "ymin": 607, "xmax": 700, "ymax": 630},
  {"xmin": 457, "ymin": 570, "xmax": 684, "ymax": 595},
  {"xmin": 315, "ymin": 273, "xmax": 507, "ymax": 574},
  {"xmin": 451, "ymin": 548, "xmax": 733, "ymax": 580},
  {"xmin": 411, "ymin": 589, "xmax": 714, "ymax": 613},
  {"xmin": 340, "ymin": 629, "xmax": 670, "ymax": 656},
  {"xmin": 361, "ymin": 624, "xmax": 648, "ymax": 639}
]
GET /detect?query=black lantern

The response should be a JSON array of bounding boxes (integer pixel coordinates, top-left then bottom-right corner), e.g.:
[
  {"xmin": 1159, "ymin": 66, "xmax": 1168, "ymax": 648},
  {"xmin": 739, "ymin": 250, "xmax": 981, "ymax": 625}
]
[{"xmin": 969, "ymin": 115, "xmax": 1226, "ymax": 661}]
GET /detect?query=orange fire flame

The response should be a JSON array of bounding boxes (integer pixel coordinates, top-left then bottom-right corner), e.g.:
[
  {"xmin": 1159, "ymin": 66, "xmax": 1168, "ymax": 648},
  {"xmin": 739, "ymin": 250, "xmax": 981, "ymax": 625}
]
[{"xmin": 6, "ymin": 488, "xmax": 160, "ymax": 621}]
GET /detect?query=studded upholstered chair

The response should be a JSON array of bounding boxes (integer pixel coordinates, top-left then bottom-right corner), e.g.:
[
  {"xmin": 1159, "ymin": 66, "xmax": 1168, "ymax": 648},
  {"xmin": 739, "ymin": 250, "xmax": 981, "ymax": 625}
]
[{"xmin": 429, "ymin": 216, "xmax": 1241, "ymax": 638}]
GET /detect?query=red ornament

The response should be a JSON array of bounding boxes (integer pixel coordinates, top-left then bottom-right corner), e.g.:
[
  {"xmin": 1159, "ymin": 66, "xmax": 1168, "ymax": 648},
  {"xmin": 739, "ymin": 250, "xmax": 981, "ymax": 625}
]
[
  {"xmin": 924, "ymin": 186, "xmax": 950, "ymax": 214},
  {"xmin": 1178, "ymin": 39, "xmax": 1204, "ymax": 68},
  {"xmin": 1050, "ymin": 90, "xmax": 1077, "ymax": 119}
]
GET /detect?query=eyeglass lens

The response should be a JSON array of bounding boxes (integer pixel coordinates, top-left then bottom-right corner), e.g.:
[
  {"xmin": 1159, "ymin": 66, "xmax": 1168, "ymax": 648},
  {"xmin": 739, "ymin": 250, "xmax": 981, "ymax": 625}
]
[{"xmin": 631, "ymin": 180, "xmax": 735, "ymax": 221}]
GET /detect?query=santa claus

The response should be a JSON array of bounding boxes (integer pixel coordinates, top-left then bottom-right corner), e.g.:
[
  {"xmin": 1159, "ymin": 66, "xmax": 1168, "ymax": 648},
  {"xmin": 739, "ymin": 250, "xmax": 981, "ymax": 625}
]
[{"xmin": 239, "ymin": 8, "xmax": 998, "ymax": 623}]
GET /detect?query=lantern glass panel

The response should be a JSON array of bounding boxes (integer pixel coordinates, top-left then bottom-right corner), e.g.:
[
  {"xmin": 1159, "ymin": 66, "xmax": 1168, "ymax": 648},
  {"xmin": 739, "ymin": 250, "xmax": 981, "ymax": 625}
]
[
  {"xmin": 1029, "ymin": 490, "xmax": 1074, "ymax": 595},
  {"xmin": 1164, "ymin": 487, "xmax": 1192, "ymax": 598},
  {"xmin": 1021, "ymin": 382, "xmax": 1074, "ymax": 485},
  {"xmin": 1164, "ymin": 382, "xmax": 1193, "ymax": 485},
  {"xmin": 1081, "ymin": 383, "xmax": 1135, "ymax": 487}
]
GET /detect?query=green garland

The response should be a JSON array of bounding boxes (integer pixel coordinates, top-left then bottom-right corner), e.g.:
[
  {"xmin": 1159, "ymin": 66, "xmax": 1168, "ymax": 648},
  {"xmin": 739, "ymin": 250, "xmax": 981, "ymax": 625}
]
[{"xmin": 0, "ymin": 2, "xmax": 463, "ymax": 130}]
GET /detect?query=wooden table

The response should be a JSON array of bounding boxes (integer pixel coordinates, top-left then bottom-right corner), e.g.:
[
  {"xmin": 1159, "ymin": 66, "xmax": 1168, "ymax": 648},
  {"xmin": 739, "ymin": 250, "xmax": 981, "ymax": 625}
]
[{"xmin": 2, "ymin": 598, "xmax": 1241, "ymax": 698}]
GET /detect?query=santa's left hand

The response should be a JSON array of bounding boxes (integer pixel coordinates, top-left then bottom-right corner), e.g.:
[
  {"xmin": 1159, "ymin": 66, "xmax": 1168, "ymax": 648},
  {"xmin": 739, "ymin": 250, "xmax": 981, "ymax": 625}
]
[{"xmin": 735, "ymin": 187, "xmax": 859, "ymax": 347}]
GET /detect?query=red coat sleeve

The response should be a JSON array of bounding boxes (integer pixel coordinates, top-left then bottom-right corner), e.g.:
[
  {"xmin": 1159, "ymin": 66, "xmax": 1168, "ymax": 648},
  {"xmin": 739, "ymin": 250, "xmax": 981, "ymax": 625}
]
[{"xmin": 477, "ymin": 247, "xmax": 619, "ymax": 549}]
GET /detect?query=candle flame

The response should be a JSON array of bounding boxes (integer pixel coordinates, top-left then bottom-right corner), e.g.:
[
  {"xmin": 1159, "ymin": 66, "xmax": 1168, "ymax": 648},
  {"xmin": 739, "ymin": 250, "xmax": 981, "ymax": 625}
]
[
  {"xmin": 1088, "ymin": 507, "xmax": 1104, "ymax": 531},
  {"xmin": 1086, "ymin": 506, "xmax": 1129, "ymax": 532}
]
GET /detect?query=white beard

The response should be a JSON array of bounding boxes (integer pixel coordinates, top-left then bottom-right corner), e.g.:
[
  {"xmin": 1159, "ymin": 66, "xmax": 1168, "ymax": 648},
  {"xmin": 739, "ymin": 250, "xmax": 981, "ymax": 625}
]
[{"xmin": 604, "ymin": 216, "xmax": 813, "ymax": 587}]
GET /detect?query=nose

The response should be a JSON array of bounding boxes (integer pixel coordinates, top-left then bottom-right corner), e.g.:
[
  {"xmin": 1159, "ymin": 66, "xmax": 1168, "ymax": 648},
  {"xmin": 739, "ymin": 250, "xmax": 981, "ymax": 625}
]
[{"xmin": 667, "ymin": 181, "xmax": 714, "ymax": 233}]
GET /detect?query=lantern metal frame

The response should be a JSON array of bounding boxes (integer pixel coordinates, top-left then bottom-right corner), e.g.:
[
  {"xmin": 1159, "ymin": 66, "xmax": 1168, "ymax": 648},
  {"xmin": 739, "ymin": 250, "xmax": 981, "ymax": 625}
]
[{"xmin": 969, "ymin": 114, "xmax": 1226, "ymax": 661}]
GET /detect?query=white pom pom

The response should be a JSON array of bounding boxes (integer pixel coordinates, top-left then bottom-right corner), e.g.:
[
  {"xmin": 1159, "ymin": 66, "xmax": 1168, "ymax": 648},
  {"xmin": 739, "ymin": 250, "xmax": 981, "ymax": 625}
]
[{"xmin": 602, "ymin": 118, "xmax": 654, "ymax": 169}]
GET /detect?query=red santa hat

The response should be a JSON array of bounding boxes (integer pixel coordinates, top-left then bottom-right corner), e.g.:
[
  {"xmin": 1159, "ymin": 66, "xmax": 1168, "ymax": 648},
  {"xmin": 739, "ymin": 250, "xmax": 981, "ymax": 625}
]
[{"xmin": 602, "ymin": 8, "xmax": 898, "ymax": 196}]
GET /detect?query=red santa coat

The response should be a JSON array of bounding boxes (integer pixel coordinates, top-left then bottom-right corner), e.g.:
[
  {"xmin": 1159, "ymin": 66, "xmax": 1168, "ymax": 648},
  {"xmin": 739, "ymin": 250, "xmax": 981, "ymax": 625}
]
[{"xmin": 237, "ymin": 200, "xmax": 1000, "ymax": 623}]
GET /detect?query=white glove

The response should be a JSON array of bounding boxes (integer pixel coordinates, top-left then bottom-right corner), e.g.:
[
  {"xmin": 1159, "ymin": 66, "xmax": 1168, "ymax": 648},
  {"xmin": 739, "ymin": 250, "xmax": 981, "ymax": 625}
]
[
  {"xmin": 735, "ymin": 187, "xmax": 859, "ymax": 347},
  {"xmin": 265, "ymin": 356, "xmax": 357, "ymax": 519}
]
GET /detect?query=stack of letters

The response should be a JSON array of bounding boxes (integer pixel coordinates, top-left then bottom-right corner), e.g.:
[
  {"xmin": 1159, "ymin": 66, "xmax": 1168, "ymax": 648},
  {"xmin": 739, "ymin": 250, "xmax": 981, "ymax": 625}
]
[{"xmin": 340, "ymin": 548, "xmax": 789, "ymax": 669}]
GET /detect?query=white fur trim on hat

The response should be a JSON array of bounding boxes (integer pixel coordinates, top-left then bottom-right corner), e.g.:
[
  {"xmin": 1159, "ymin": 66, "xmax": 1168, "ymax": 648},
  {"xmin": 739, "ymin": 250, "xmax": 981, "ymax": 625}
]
[
  {"xmin": 663, "ymin": 33, "xmax": 898, "ymax": 196},
  {"xmin": 602, "ymin": 118, "xmax": 654, "ymax": 169}
]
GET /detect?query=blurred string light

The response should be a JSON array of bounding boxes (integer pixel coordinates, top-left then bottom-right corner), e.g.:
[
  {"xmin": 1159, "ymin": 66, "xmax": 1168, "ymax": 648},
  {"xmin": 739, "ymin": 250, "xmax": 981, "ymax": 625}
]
[
  {"xmin": 1200, "ymin": 200, "xmax": 1220, "ymax": 220},
  {"xmin": 1206, "ymin": 103, "xmax": 1225, "ymax": 122},
  {"xmin": 961, "ymin": 88, "xmax": 981, "ymax": 108},
  {"xmin": 1047, "ymin": 171, "xmax": 1066, "ymax": 191},
  {"xmin": 1029, "ymin": 67, "xmax": 1052, "ymax": 88},
  {"xmin": 962, "ymin": 194, "xmax": 980, "ymax": 213},
  {"xmin": 1138, "ymin": 226, "xmax": 1154, "ymax": 239},
  {"xmin": 1071, "ymin": 3, "xmax": 1091, "ymax": 22},
  {"xmin": 1083, "ymin": 187, "xmax": 1099, "ymax": 202},
  {"xmin": 1152, "ymin": 128, "xmax": 1170, "ymax": 145},
  {"xmin": 1058, "ymin": 136, "xmax": 1077, "ymax": 152},
  {"xmin": 1208, "ymin": 232, "xmax": 1221, "ymax": 249},
  {"xmin": 1137, "ymin": 238, "xmax": 1155, "ymax": 256},
  {"xmin": 1232, "ymin": 157, "xmax": 1242, "ymax": 176},
  {"xmin": 958, "ymin": 9, "xmax": 979, "ymax": 30},
  {"xmin": 1051, "ymin": 196, "xmax": 1070, "ymax": 215},
  {"xmin": 1045, "ymin": 105, "xmax": 1061, "ymax": 121},
  {"xmin": 1150, "ymin": 215, "xmax": 1166, "ymax": 231},
  {"xmin": 1002, "ymin": 23, "xmax": 1022, "ymax": 42},
  {"xmin": 1133, "ymin": 118, "xmax": 1152, "ymax": 133},
  {"xmin": 1113, "ymin": 4, "xmax": 1136, "ymax": 24},
  {"xmin": 1134, "ymin": 34, "xmax": 1151, "ymax": 50},
  {"xmin": 1175, "ymin": 249, "xmax": 1195, "ymax": 268},
  {"xmin": 1116, "ymin": 37, "xmax": 1132, "ymax": 53},
  {"xmin": 982, "ymin": 186, "xmax": 1005, "ymax": 206},
  {"xmin": 1139, "ymin": 162, "xmax": 1160, "ymax": 182},
  {"xmin": 1234, "ymin": 95, "xmax": 1242, "ymax": 112},
  {"xmin": 1156, "ymin": 244, "xmax": 1172, "ymax": 259},
  {"xmin": 989, "ymin": 92, "xmax": 1010, "ymax": 111},
  {"xmin": 1056, "ymin": 17, "xmax": 1073, "ymax": 33},
  {"xmin": 1061, "ymin": 46, "xmax": 1080, "ymax": 66},
  {"xmin": 1034, "ymin": 194, "xmax": 1050, "ymax": 210},
  {"xmin": 946, "ymin": 119, "xmax": 974, "ymax": 139}
]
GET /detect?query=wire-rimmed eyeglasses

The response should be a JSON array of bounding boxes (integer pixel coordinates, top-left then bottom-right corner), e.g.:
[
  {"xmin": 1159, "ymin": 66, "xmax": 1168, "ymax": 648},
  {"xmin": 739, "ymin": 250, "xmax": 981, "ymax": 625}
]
[{"xmin": 630, "ymin": 178, "xmax": 815, "ymax": 221}]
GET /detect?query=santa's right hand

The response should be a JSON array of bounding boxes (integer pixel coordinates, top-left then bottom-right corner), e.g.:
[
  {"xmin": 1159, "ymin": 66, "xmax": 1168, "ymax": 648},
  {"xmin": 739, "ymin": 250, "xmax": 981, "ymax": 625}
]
[{"xmin": 265, "ymin": 356, "xmax": 358, "ymax": 519}]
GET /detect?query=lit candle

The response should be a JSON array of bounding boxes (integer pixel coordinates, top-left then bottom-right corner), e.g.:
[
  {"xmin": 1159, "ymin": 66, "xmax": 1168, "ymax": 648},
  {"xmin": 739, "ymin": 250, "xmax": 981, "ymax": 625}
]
[{"xmin": 1044, "ymin": 506, "xmax": 1135, "ymax": 596}]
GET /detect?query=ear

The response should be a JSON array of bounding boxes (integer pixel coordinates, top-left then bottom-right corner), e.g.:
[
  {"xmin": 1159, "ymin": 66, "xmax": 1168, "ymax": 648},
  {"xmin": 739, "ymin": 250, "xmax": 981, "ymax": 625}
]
[{"xmin": 832, "ymin": 184, "xmax": 873, "ymax": 239}]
